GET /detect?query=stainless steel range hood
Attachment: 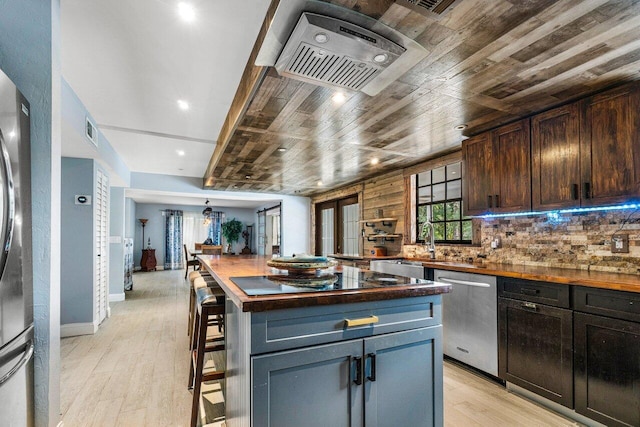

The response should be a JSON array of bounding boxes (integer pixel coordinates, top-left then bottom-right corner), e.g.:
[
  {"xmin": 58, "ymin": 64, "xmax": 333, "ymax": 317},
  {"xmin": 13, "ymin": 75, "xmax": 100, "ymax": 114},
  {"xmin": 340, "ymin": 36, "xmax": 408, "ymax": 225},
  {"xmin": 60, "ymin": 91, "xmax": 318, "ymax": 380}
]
[{"xmin": 256, "ymin": 0, "xmax": 428, "ymax": 96}]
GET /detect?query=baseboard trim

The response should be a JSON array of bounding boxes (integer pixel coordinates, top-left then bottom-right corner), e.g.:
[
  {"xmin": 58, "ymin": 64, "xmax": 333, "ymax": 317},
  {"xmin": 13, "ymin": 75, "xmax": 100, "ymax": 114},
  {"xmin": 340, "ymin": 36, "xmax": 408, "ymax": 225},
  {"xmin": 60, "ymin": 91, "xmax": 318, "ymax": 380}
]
[
  {"xmin": 134, "ymin": 266, "xmax": 164, "ymax": 271},
  {"xmin": 506, "ymin": 382, "xmax": 606, "ymax": 427},
  {"xmin": 109, "ymin": 293, "xmax": 125, "ymax": 302},
  {"xmin": 60, "ymin": 321, "xmax": 98, "ymax": 338}
]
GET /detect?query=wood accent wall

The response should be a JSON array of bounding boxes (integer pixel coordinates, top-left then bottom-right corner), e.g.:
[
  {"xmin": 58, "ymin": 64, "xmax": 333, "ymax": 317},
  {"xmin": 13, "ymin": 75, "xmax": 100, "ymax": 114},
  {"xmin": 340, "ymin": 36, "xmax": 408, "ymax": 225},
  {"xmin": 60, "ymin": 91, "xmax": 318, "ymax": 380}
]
[
  {"xmin": 311, "ymin": 150, "xmax": 462, "ymax": 256},
  {"xmin": 362, "ymin": 170, "xmax": 405, "ymax": 255}
]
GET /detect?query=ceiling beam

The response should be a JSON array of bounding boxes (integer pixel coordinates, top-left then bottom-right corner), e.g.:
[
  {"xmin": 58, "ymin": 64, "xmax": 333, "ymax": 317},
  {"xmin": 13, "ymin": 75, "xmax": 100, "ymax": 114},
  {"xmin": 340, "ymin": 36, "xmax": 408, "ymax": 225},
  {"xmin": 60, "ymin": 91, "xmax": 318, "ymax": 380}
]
[{"xmin": 203, "ymin": 0, "xmax": 281, "ymax": 187}]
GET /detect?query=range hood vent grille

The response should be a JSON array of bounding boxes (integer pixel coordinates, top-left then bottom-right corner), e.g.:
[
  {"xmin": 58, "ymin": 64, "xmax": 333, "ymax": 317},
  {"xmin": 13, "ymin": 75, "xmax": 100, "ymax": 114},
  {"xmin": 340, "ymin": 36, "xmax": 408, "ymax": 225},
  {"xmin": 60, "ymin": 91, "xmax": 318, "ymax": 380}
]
[
  {"xmin": 285, "ymin": 42, "xmax": 380, "ymax": 91},
  {"xmin": 274, "ymin": 12, "xmax": 405, "ymax": 95}
]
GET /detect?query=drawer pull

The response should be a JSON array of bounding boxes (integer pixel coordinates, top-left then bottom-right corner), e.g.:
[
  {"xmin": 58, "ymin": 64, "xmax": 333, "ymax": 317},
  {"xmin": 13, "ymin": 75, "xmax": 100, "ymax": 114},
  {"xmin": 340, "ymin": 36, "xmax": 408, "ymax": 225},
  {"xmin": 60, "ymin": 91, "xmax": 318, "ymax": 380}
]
[
  {"xmin": 345, "ymin": 315, "xmax": 379, "ymax": 328},
  {"xmin": 521, "ymin": 288, "xmax": 540, "ymax": 296},
  {"xmin": 522, "ymin": 302, "xmax": 538, "ymax": 311}
]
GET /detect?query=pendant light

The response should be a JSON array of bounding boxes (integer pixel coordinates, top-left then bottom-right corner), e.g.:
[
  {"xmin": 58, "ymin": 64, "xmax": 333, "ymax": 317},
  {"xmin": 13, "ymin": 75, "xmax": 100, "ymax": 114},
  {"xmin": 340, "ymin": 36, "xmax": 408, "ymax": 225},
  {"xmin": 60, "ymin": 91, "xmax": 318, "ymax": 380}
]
[{"xmin": 202, "ymin": 199, "xmax": 213, "ymax": 225}]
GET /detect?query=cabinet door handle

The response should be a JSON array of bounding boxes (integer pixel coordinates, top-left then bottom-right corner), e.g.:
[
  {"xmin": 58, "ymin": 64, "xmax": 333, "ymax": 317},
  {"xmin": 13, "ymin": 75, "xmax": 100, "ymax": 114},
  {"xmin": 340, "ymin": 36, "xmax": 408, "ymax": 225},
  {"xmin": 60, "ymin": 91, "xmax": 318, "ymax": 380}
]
[
  {"xmin": 583, "ymin": 182, "xmax": 591, "ymax": 199},
  {"xmin": 487, "ymin": 195, "xmax": 493, "ymax": 208},
  {"xmin": 366, "ymin": 353, "xmax": 376, "ymax": 382},
  {"xmin": 521, "ymin": 302, "xmax": 538, "ymax": 311},
  {"xmin": 344, "ymin": 315, "xmax": 379, "ymax": 328},
  {"xmin": 521, "ymin": 288, "xmax": 539, "ymax": 296},
  {"xmin": 571, "ymin": 183, "xmax": 579, "ymax": 200},
  {"xmin": 352, "ymin": 356, "xmax": 363, "ymax": 385},
  {"xmin": 494, "ymin": 194, "xmax": 500, "ymax": 208}
]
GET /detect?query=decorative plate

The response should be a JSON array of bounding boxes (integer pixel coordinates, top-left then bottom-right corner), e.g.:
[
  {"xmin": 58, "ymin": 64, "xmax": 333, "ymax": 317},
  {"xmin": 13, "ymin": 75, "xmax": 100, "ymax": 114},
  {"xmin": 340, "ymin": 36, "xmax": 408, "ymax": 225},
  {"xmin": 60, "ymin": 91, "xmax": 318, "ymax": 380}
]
[
  {"xmin": 267, "ymin": 257, "xmax": 338, "ymax": 272},
  {"xmin": 269, "ymin": 273, "xmax": 339, "ymax": 288}
]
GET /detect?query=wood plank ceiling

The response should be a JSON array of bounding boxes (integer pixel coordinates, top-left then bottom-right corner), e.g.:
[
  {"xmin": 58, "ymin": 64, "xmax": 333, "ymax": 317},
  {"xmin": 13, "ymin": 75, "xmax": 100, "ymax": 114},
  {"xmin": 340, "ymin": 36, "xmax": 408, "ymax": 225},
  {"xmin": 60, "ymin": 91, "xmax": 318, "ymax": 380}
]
[{"xmin": 203, "ymin": 0, "xmax": 640, "ymax": 196}]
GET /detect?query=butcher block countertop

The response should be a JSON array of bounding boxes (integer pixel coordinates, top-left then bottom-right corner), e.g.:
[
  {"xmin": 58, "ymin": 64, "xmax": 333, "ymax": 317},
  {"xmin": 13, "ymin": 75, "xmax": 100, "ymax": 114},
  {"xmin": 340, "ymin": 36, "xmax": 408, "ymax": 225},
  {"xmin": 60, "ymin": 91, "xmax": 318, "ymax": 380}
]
[
  {"xmin": 197, "ymin": 255, "xmax": 450, "ymax": 312},
  {"xmin": 328, "ymin": 254, "xmax": 404, "ymax": 261},
  {"xmin": 415, "ymin": 259, "xmax": 640, "ymax": 294}
]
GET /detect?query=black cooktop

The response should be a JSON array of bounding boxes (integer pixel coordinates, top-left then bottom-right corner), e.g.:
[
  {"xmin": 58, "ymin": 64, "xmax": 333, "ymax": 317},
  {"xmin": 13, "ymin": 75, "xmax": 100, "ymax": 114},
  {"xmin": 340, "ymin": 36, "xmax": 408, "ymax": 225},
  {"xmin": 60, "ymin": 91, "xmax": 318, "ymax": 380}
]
[{"xmin": 231, "ymin": 267, "xmax": 431, "ymax": 296}]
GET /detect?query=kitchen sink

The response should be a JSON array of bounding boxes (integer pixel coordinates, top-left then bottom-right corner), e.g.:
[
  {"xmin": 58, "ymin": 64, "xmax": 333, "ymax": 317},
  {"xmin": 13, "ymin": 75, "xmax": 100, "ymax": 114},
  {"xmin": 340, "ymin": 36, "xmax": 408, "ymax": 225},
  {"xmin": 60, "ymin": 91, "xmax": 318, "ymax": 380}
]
[{"xmin": 369, "ymin": 260, "xmax": 425, "ymax": 279}]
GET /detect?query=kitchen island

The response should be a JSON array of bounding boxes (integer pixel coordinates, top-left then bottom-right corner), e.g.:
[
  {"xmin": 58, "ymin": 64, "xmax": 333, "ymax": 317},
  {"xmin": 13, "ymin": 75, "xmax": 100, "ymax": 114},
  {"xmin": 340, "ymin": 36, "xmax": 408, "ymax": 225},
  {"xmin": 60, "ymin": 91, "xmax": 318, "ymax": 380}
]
[{"xmin": 198, "ymin": 255, "xmax": 451, "ymax": 427}]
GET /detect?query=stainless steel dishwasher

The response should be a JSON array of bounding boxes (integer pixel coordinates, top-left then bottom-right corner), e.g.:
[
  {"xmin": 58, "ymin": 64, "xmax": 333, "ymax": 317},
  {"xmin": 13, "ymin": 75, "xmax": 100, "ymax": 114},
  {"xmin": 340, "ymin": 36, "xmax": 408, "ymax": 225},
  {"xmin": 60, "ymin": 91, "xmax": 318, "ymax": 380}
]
[
  {"xmin": 369, "ymin": 260, "xmax": 425, "ymax": 279},
  {"xmin": 434, "ymin": 269, "xmax": 498, "ymax": 376}
]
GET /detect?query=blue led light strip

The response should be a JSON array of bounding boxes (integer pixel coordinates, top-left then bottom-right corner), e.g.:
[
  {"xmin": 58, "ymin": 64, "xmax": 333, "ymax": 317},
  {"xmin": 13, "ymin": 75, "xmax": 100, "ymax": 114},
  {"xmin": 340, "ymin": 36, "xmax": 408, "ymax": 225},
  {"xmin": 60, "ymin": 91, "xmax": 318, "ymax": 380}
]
[{"xmin": 479, "ymin": 203, "xmax": 640, "ymax": 219}]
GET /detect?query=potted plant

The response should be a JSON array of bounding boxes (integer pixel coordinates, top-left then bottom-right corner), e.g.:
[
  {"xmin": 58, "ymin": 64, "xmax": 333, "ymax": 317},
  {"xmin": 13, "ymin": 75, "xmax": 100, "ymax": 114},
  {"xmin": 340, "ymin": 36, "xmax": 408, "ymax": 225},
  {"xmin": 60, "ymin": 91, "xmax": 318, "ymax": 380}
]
[{"xmin": 221, "ymin": 218, "xmax": 243, "ymax": 254}]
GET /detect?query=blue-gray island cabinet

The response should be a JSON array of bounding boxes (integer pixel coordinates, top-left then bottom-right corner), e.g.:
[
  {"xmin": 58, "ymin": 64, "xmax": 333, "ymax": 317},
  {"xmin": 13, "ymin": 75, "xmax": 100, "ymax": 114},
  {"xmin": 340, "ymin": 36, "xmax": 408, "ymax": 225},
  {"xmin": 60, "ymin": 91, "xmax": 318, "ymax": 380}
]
[{"xmin": 197, "ymin": 255, "xmax": 451, "ymax": 427}]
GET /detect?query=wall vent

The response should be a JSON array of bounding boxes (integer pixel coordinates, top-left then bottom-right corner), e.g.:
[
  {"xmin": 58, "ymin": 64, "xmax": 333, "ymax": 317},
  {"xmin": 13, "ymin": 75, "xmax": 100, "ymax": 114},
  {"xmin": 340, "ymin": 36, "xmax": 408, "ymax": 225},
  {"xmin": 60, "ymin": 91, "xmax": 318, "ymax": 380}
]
[
  {"xmin": 85, "ymin": 117, "xmax": 98, "ymax": 147},
  {"xmin": 396, "ymin": 0, "xmax": 460, "ymax": 18}
]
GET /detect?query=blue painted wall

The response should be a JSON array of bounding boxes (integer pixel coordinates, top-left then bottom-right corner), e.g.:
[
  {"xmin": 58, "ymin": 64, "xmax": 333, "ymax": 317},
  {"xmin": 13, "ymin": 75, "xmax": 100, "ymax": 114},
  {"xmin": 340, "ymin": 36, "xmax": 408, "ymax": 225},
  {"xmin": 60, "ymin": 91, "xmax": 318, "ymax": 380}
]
[
  {"xmin": 125, "ymin": 198, "xmax": 136, "ymax": 239},
  {"xmin": 61, "ymin": 79, "xmax": 130, "ymax": 186},
  {"xmin": 133, "ymin": 203, "xmax": 256, "ymax": 268},
  {"xmin": 60, "ymin": 158, "xmax": 94, "ymax": 324},
  {"xmin": 109, "ymin": 187, "xmax": 125, "ymax": 297},
  {"xmin": 0, "ymin": 1, "xmax": 60, "ymax": 424}
]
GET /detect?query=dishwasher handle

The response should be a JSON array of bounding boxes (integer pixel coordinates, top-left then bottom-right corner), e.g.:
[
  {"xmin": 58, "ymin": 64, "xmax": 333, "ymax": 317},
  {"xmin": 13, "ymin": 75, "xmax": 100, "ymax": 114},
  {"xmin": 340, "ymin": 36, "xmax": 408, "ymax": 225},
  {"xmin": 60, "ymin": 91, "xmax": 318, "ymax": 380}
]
[{"xmin": 437, "ymin": 277, "xmax": 491, "ymax": 288}]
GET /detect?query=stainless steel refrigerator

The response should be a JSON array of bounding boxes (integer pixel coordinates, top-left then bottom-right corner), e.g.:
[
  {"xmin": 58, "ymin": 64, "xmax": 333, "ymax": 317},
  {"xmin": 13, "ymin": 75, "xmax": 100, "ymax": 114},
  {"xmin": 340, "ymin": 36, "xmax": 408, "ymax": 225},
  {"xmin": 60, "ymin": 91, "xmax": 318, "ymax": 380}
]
[{"xmin": 0, "ymin": 68, "xmax": 34, "ymax": 426}]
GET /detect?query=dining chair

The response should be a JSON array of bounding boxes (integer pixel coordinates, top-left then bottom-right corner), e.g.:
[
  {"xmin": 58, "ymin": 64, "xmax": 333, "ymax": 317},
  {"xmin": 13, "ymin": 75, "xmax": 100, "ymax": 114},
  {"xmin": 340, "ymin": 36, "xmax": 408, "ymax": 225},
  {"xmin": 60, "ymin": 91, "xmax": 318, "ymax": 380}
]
[
  {"xmin": 184, "ymin": 244, "xmax": 201, "ymax": 279},
  {"xmin": 201, "ymin": 245, "xmax": 223, "ymax": 255}
]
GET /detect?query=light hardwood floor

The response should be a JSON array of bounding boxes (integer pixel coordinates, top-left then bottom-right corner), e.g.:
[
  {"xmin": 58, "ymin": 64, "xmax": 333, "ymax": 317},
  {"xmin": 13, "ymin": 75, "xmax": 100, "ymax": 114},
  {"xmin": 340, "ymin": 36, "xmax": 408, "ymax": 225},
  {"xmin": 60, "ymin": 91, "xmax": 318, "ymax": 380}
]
[{"xmin": 61, "ymin": 269, "xmax": 581, "ymax": 427}]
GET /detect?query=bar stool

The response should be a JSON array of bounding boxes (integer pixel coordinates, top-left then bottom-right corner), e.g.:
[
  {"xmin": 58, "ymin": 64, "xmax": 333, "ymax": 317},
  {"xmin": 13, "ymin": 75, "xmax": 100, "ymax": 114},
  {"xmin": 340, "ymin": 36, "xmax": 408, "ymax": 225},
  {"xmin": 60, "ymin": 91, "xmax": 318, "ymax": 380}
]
[
  {"xmin": 188, "ymin": 274, "xmax": 223, "ymax": 341},
  {"xmin": 189, "ymin": 284, "xmax": 226, "ymax": 427},
  {"xmin": 187, "ymin": 272, "xmax": 202, "ymax": 337}
]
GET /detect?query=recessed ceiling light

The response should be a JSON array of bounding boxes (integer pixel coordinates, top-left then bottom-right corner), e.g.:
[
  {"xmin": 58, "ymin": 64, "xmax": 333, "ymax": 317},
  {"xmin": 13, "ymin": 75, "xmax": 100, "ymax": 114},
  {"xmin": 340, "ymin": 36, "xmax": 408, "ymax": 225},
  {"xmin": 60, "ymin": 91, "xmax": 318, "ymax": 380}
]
[
  {"xmin": 177, "ymin": 100, "xmax": 189, "ymax": 110},
  {"xmin": 177, "ymin": 2, "xmax": 196, "ymax": 22},
  {"xmin": 8, "ymin": 131, "xmax": 16, "ymax": 138},
  {"xmin": 314, "ymin": 33, "xmax": 328, "ymax": 43},
  {"xmin": 454, "ymin": 124, "xmax": 468, "ymax": 130},
  {"xmin": 332, "ymin": 92, "xmax": 346, "ymax": 104},
  {"xmin": 370, "ymin": 158, "xmax": 379, "ymax": 165},
  {"xmin": 245, "ymin": 175, "xmax": 251, "ymax": 179},
  {"xmin": 435, "ymin": 76, "xmax": 448, "ymax": 82},
  {"xmin": 176, "ymin": 150, "xmax": 185, "ymax": 156},
  {"xmin": 277, "ymin": 147, "xmax": 287, "ymax": 152},
  {"xmin": 317, "ymin": 180, "xmax": 323, "ymax": 186},
  {"xmin": 373, "ymin": 54, "xmax": 388, "ymax": 63}
]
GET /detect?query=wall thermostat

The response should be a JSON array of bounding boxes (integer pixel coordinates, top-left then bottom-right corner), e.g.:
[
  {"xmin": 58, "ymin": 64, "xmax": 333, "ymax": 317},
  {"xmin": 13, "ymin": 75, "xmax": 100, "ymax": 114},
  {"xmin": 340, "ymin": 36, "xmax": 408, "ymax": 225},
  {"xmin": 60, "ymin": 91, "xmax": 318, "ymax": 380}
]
[{"xmin": 75, "ymin": 195, "xmax": 92, "ymax": 205}]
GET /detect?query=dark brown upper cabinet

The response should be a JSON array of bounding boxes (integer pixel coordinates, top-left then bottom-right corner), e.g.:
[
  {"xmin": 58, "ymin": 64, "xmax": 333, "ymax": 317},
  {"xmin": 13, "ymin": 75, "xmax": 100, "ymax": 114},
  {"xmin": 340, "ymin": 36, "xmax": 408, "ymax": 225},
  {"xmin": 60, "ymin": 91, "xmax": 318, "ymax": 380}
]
[
  {"xmin": 532, "ymin": 104, "xmax": 581, "ymax": 210},
  {"xmin": 580, "ymin": 83, "xmax": 640, "ymax": 207},
  {"xmin": 463, "ymin": 119, "xmax": 531, "ymax": 216}
]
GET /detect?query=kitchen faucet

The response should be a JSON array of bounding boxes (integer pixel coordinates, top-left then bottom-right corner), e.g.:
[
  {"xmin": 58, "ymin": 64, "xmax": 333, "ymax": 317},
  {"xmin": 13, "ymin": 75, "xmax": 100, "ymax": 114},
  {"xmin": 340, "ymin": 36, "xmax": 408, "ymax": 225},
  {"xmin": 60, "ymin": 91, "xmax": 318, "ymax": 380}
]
[{"xmin": 420, "ymin": 220, "xmax": 436, "ymax": 260}]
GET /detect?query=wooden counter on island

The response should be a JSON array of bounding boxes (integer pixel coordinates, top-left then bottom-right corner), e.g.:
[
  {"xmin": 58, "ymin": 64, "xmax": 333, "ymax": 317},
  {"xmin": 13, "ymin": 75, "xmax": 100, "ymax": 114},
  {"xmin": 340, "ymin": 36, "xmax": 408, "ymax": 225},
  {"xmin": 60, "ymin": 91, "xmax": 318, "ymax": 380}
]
[
  {"xmin": 198, "ymin": 254, "xmax": 451, "ymax": 312},
  {"xmin": 197, "ymin": 255, "xmax": 450, "ymax": 427}
]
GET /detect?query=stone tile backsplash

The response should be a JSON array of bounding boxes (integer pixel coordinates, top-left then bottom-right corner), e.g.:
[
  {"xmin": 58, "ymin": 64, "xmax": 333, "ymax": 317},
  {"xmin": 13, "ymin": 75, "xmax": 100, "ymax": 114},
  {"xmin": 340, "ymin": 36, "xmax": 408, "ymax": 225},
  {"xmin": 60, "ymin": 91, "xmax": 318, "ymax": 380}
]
[{"xmin": 404, "ymin": 208, "xmax": 640, "ymax": 274}]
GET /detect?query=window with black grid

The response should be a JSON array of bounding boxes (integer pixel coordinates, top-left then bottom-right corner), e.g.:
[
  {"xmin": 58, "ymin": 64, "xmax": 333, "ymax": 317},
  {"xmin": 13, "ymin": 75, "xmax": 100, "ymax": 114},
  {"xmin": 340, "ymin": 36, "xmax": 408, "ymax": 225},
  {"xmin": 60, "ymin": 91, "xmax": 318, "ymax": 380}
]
[{"xmin": 416, "ymin": 162, "xmax": 472, "ymax": 244}]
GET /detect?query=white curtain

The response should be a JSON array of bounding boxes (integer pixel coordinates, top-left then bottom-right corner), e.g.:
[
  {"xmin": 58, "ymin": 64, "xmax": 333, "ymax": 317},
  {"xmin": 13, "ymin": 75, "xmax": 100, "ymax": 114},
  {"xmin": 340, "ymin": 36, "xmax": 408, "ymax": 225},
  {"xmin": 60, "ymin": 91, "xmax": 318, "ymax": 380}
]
[{"xmin": 183, "ymin": 211, "xmax": 210, "ymax": 251}]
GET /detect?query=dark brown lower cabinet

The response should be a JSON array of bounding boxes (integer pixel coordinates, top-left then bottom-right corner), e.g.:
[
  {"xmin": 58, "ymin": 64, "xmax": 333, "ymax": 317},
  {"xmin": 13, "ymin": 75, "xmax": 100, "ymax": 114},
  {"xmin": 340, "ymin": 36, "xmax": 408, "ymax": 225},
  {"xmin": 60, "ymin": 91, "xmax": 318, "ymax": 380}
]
[
  {"xmin": 498, "ymin": 297, "xmax": 573, "ymax": 408},
  {"xmin": 574, "ymin": 312, "xmax": 640, "ymax": 427}
]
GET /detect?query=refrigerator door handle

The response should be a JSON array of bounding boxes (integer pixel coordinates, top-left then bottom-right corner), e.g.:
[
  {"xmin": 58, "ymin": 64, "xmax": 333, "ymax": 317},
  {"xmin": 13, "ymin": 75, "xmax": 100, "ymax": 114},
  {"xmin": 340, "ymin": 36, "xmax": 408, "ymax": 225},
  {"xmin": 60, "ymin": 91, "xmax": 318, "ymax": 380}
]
[
  {"xmin": 0, "ymin": 131, "xmax": 15, "ymax": 277},
  {"xmin": 0, "ymin": 339, "xmax": 33, "ymax": 386}
]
